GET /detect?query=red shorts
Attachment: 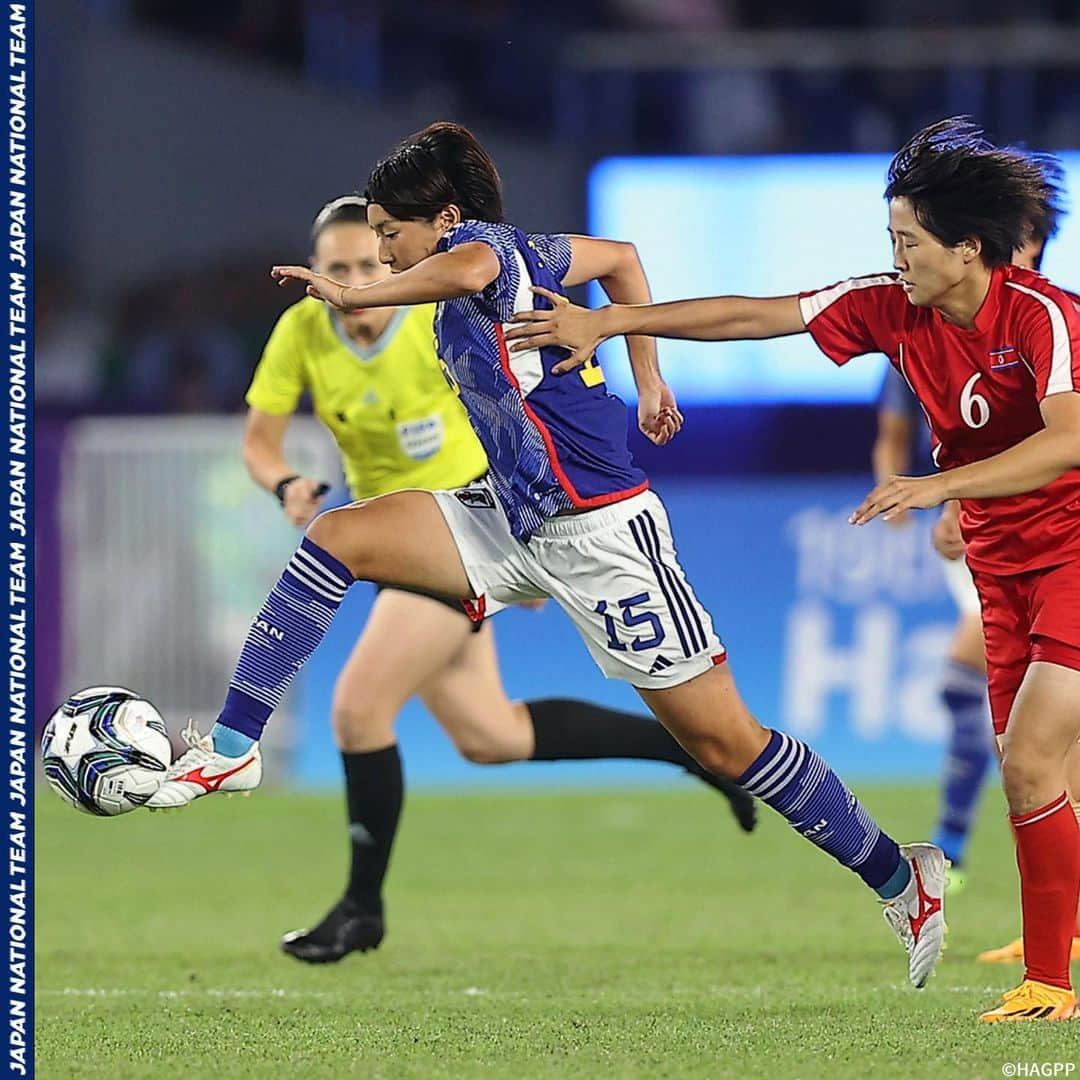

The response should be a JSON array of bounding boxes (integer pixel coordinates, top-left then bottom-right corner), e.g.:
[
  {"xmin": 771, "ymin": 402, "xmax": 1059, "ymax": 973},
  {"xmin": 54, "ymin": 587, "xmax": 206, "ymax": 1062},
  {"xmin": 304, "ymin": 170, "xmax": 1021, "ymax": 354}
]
[{"xmin": 972, "ymin": 559, "xmax": 1080, "ymax": 735}]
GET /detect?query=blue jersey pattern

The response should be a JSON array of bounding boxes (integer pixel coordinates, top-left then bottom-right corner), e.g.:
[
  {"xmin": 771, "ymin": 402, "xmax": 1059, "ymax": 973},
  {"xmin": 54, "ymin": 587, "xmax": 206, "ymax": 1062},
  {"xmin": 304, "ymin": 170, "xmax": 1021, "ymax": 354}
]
[
  {"xmin": 877, "ymin": 364, "xmax": 933, "ymax": 470},
  {"xmin": 434, "ymin": 220, "xmax": 647, "ymax": 541}
]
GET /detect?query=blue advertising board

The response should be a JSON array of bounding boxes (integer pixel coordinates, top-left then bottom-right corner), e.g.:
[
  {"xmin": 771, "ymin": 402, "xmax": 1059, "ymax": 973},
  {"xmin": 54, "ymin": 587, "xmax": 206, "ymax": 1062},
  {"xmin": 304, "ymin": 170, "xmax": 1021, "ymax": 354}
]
[{"xmin": 588, "ymin": 152, "xmax": 1080, "ymax": 404}]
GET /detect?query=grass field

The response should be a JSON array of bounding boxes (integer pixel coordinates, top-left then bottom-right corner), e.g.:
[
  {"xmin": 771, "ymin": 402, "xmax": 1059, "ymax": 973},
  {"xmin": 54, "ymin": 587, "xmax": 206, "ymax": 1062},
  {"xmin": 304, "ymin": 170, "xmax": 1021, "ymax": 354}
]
[{"xmin": 37, "ymin": 782, "xmax": 1079, "ymax": 1079}]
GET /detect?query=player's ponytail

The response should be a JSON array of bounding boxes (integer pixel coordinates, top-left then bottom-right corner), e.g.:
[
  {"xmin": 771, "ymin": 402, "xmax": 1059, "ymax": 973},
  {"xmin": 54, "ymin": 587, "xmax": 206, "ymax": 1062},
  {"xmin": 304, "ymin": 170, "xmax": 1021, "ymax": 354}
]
[{"xmin": 365, "ymin": 121, "xmax": 504, "ymax": 224}]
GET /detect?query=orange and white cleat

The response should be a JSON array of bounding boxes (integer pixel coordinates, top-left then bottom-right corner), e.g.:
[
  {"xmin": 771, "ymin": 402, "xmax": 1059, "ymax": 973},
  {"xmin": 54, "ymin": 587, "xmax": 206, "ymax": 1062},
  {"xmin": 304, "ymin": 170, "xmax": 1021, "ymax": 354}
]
[
  {"xmin": 146, "ymin": 720, "xmax": 262, "ymax": 810},
  {"xmin": 979, "ymin": 979, "xmax": 1078, "ymax": 1023},
  {"xmin": 977, "ymin": 936, "xmax": 1080, "ymax": 964}
]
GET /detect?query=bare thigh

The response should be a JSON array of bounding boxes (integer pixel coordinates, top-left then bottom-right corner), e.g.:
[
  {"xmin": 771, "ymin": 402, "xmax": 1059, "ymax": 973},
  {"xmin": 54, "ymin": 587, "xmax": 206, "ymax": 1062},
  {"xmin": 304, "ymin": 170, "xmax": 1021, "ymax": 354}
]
[
  {"xmin": 417, "ymin": 623, "xmax": 534, "ymax": 764},
  {"xmin": 638, "ymin": 662, "xmax": 769, "ymax": 779},
  {"xmin": 999, "ymin": 661, "xmax": 1080, "ymax": 815},
  {"xmin": 332, "ymin": 588, "xmax": 477, "ymax": 753},
  {"xmin": 949, "ymin": 612, "xmax": 987, "ymax": 673},
  {"xmin": 307, "ymin": 490, "xmax": 472, "ymax": 597}
]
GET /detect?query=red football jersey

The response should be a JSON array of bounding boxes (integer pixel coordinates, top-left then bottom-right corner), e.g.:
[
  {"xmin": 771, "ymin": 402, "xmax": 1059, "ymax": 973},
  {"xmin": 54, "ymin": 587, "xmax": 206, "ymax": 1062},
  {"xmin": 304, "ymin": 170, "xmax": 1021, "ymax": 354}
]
[{"xmin": 799, "ymin": 266, "xmax": 1080, "ymax": 574}]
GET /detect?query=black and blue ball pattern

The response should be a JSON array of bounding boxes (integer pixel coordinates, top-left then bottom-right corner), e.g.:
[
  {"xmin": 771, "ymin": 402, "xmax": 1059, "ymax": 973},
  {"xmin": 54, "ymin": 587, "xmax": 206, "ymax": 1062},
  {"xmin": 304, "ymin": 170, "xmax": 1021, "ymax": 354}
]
[{"xmin": 41, "ymin": 687, "xmax": 172, "ymax": 816}]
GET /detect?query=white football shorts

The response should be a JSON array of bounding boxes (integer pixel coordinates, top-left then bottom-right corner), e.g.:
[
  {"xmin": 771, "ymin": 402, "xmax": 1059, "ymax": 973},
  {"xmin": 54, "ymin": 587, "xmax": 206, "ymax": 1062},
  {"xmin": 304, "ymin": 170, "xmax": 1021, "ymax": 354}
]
[
  {"xmin": 940, "ymin": 553, "xmax": 981, "ymax": 617},
  {"xmin": 433, "ymin": 476, "xmax": 725, "ymax": 689}
]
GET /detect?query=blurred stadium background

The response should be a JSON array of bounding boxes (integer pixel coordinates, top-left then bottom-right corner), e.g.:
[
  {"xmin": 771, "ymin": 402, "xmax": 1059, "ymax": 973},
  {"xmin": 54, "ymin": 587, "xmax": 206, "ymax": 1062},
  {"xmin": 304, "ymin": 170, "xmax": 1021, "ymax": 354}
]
[{"xmin": 36, "ymin": 0, "xmax": 1080, "ymax": 789}]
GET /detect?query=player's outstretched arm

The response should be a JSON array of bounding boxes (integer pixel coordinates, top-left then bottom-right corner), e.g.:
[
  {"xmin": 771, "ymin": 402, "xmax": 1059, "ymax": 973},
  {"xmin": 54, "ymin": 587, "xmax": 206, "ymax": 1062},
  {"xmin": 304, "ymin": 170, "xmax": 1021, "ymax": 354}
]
[
  {"xmin": 563, "ymin": 235, "xmax": 681, "ymax": 445},
  {"xmin": 506, "ymin": 291, "xmax": 807, "ymax": 374},
  {"xmin": 271, "ymin": 242, "xmax": 500, "ymax": 309},
  {"xmin": 850, "ymin": 392, "xmax": 1080, "ymax": 525}
]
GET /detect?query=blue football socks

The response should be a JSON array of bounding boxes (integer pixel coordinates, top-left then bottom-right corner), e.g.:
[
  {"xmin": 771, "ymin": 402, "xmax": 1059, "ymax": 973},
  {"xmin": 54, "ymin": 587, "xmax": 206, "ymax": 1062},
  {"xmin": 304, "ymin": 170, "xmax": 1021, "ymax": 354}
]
[
  {"xmin": 738, "ymin": 729, "xmax": 905, "ymax": 895},
  {"xmin": 209, "ymin": 723, "xmax": 257, "ymax": 758},
  {"xmin": 932, "ymin": 660, "xmax": 992, "ymax": 867},
  {"xmin": 875, "ymin": 858, "xmax": 913, "ymax": 900},
  {"xmin": 214, "ymin": 537, "xmax": 354, "ymax": 744}
]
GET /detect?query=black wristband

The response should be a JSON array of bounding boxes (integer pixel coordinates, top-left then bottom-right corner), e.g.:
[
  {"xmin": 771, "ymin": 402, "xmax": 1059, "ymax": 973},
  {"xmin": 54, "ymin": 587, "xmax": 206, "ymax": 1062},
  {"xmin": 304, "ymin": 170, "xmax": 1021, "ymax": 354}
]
[{"xmin": 274, "ymin": 475, "xmax": 301, "ymax": 505}]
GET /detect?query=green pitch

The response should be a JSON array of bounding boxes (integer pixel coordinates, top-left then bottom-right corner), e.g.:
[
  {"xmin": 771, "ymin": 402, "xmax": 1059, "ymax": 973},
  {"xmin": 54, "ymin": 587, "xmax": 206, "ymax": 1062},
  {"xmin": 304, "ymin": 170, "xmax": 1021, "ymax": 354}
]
[{"xmin": 37, "ymin": 784, "xmax": 1078, "ymax": 1078}]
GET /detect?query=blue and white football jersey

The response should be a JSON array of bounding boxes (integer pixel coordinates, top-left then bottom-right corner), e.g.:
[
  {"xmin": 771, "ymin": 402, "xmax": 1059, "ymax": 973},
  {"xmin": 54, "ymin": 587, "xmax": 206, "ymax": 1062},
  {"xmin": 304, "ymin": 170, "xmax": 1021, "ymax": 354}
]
[{"xmin": 434, "ymin": 220, "xmax": 648, "ymax": 541}]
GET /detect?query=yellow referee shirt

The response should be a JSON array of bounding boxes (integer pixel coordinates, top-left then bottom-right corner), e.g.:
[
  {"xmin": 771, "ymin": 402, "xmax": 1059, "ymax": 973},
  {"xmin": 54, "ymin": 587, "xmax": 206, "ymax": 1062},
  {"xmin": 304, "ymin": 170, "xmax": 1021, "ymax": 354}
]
[{"xmin": 246, "ymin": 298, "xmax": 487, "ymax": 499}]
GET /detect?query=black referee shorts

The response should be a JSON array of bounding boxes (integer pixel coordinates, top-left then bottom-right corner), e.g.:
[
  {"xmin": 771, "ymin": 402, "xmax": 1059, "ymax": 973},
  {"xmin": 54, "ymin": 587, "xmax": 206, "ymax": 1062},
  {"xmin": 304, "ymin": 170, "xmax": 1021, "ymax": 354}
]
[{"xmin": 372, "ymin": 582, "xmax": 484, "ymax": 633}]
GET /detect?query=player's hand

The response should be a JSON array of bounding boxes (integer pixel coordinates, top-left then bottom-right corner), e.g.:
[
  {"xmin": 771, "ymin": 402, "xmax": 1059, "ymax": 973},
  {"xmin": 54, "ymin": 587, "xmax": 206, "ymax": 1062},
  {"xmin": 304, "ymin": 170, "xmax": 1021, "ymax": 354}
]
[
  {"xmin": 638, "ymin": 382, "xmax": 683, "ymax": 446},
  {"xmin": 281, "ymin": 477, "xmax": 327, "ymax": 527},
  {"xmin": 516, "ymin": 598, "xmax": 548, "ymax": 611},
  {"xmin": 271, "ymin": 265, "xmax": 351, "ymax": 309},
  {"xmin": 505, "ymin": 287, "xmax": 606, "ymax": 373},
  {"xmin": 931, "ymin": 500, "xmax": 966, "ymax": 560},
  {"xmin": 849, "ymin": 473, "xmax": 949, "ymax": 526}
]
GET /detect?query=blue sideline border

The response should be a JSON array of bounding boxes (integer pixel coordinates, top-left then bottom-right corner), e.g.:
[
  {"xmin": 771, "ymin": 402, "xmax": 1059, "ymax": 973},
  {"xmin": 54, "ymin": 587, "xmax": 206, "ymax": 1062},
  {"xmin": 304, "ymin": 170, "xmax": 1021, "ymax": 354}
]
[{"xmin": 5, "ymin": 3, "xmax": 31, "ymax": 1075}]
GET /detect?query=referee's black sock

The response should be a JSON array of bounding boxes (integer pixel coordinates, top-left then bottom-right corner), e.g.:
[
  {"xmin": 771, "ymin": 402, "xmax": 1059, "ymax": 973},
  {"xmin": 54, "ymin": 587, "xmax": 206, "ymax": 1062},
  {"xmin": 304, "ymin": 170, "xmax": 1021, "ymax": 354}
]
[
  {"xmin": 528, "ymin": 697, "xmax": 704, "ymax": 769},
  {"xmin": 341, "ymin": 744, "xmax": 404, "ymax": 916},
  {"xmin": 527, "ymin": 698, "xmax": 757, "ymax": 833}
]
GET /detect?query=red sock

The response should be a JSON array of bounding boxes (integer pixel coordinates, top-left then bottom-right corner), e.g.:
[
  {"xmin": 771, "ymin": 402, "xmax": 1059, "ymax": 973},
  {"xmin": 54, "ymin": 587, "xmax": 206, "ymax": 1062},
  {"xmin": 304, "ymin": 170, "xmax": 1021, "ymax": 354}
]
[
  {"xmin": 1012, "ymin": 793, "xmax": 1080, "ymax": 990},
  {"xmin": 1075, "ymin": 803, "xmax": 1080, "ymax": 938},
  {"xmin": 1074, "ymin": 803, "xmax": 1080, "ymax": 938}
]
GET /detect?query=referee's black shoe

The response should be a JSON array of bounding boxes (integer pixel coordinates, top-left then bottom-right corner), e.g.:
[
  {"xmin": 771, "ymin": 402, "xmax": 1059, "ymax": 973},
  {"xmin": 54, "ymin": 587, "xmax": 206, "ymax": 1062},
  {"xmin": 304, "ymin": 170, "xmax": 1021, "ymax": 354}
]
[
  {"xmin": 280, "ymin": 897, "xmax": 385, "ymax": 963},
  {"xmin": 689, "ymin": 768, "xmax": 758, "ymax": 833}
]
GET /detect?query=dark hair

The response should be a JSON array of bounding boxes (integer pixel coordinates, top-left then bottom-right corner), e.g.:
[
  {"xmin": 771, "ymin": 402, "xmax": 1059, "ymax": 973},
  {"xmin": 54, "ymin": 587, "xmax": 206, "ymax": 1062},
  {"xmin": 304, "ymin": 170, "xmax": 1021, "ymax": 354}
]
[
  {"xmin": 1025, "ymin": 156, "xmax": 1066, "ymax": 271},
  {"xmin": 885, "ymin": 117, "xmax": 1066, "ymax": 268},
  {"xmin": 310, "ymin": 195, "xmax": 370, "ymax": 244},
  {"xmin": 364, "ymin": 122, "xmax": 504, "ymax": 224}
]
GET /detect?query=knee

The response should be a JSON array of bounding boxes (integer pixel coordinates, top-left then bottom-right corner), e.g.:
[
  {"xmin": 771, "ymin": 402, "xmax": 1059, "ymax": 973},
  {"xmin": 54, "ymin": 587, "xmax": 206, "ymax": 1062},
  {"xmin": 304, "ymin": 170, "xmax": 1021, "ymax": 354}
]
[
  {"xmin": 423, "ymin": 694, "xmax": 531, "ymax": 766},
  {"xmin": 455, "ymin": 738, "xmax": 513, "ymax": 765},
  {"xmin": 447, "ymin": 723, "xmax": 519, "ymax": 764},
  {"xmin": 683, "ymin": 738, "xmax": 744, "ymax": 779},
  {"xmin": 441, "ymin": 710, "xmax": 523, "ymax": 764},
  {"xmin": 305, "ymin": 506, "xmax": 342, "ymax": 551},
  {"xmin": 331, "ymin": 699, "xmax": 393, "ymax": 753},
  {"xmin": 1000, "ymin": 745, "xmax": 1048, "ymax": 806},
  {"xmin": 673, "ymin": 713, "xmax": 768, "ymax": 780},
  {"xmin": 306, "ymin": 505, "xmax": 369, "ymax": 578}
]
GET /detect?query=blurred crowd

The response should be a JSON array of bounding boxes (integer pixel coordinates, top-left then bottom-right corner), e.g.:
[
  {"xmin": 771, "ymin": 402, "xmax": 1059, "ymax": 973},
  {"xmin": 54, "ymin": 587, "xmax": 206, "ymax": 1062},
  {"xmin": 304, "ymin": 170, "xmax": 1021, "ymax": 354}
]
[
  {"xmin": 127, "ymin": 0, "xmax": 1079, "ymax": 154},
  {"xmin": 36, "ymin": 253, "xmax": 292, "ymax": 415},
  {"xmin": 45, "ymin": 0, "xmax": 1075, "ymax": 415},
  {"xmin": 130, "ymin": 0, "xmax": 1077, "ymax": 42}
]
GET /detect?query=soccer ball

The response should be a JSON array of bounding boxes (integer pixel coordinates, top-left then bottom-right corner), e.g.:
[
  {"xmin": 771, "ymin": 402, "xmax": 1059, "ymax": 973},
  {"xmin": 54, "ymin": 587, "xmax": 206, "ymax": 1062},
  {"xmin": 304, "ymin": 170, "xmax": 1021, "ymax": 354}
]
[{"xmin": 41, "ymin": 686, "xmax": 172, "ymax": 816}]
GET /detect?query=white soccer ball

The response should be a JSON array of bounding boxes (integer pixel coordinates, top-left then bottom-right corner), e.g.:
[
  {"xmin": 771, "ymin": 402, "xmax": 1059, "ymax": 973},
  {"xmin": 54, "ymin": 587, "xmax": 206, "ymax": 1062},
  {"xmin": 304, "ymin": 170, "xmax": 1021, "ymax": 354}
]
[{"xmin": 41, "ymin": 686, "xmax": 172, "ymax": 816}]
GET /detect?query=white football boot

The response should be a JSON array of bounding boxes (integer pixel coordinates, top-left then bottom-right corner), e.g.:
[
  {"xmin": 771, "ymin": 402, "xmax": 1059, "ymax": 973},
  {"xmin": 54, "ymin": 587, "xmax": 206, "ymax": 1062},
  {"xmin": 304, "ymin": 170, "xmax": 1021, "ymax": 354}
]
[
  {"xmin": 147, "ymin": 720, "xmax": 262, "ymax": 810},
  {"xmin": 880, "ymin": 842, "xmax": 948, "ymax": 988}
]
